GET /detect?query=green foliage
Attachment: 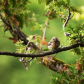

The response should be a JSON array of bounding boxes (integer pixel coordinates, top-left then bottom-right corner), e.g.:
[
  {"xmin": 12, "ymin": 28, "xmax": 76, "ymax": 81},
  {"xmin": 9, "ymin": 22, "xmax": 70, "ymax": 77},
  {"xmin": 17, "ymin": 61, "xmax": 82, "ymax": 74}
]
[
  {"xmin": 65, "ymin": 24, "xmax": 84, "ymax": 55},
  {"xmin": 38, "ymin": 1, "xmax": 84, "ymax": 83},
  {"xmin": 65, "ymin": 24, "xmax": 84, "ymax": 43},
  {"xmin": 15, "ymin": 38, "xmax": 40, "ymax": 54},
  {"xmin": 27, "ymin": 35, "xmax": 42, "ymax": 48},
  {"xmin": 15, "ymin": 39, "xmax": 41, "ymax": 64},
  {"xmin": 15, "ymin": 40, "xmax": 26, "ymax": 53},
  {"xmin": 38, "ymin": 0, "xmax": 53, "ymax": 5},
  {"xmin": 70, "ymin": 5, "xmax": 82, "ymax": 13},
  {"xmin": 0, "ymin": 0, "xmax": 33, "ymax": 29},
  {"xmin": 51, "ymin": 61, "xmax": 84, "ymax": 84},
  {"xmin": 39, "ymin": 0, "xmax": 82, "ymax": 22},
  {"xmin": 51, "ymin": 72, "xmax": 70, "ymax": 84},
  {"xmin": 31, "ymin": 22, "xmax": 42, "ymax": 31}
]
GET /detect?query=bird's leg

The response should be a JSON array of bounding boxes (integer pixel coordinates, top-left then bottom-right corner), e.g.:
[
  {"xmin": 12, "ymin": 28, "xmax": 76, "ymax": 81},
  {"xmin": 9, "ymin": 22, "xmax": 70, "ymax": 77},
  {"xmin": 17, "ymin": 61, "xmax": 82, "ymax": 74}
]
[
  {"xmin": 52, "ymin": 49, "xmax": 57, "ymax": 57},
  {"xmin": 54, "ymin": 53, "xmax": 57, "ymax": 57}
]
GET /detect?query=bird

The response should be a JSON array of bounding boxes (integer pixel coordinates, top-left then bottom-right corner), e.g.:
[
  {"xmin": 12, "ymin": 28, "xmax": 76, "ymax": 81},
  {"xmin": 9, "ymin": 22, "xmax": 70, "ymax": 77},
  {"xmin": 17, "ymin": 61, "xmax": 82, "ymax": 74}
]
[{"xmin": 47, "ymin": 37, "xmax": 60, "ymax": 50}]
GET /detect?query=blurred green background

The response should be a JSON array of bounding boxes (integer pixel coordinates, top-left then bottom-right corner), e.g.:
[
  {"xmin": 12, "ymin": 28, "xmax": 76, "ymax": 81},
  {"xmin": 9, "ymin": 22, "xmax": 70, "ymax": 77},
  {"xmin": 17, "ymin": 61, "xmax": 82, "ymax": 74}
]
[{"xmin": 0, "ymin": 0, "xmax": 84, "ymax": 84}]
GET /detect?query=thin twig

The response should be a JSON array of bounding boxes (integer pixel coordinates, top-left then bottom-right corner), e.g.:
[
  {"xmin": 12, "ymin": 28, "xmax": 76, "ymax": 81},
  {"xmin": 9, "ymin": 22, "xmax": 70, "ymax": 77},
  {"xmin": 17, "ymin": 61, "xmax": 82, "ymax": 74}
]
[
  {"xmin": 63, "ymin": 8, "xmax": 71, "ymax": 29},
  {"xmin": 42, "ymin": 18, "xmax": 49, "ymax": 40},
  {"xmin": 70, "ymin": 12, "xmax": 75, "ymax": 19},
  {"xmin": 19, "ymin": 57, "xmax": 34, "ymax": 63},
  {"xmin": 0, "ymin": 14, "xmax": 10, "ymax": 27}
]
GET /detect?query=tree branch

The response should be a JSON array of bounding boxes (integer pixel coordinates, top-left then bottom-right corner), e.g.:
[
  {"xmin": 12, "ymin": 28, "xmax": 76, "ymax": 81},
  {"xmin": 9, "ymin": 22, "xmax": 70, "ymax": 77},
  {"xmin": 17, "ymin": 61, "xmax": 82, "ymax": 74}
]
[
  {"xmin": 0, "ymin": 41, "xmax": 82, "ymax": 72},
  {"xmin": 0, "ymin": 13, "xmax": 29, "ymax": 70},
  {"xmin": 0, "ymin": 14, "xmax": 28, "ymax": 45},
  {"xmin": 0, "ymin": 12, "xmax": 81, "ymax": 72},
  {"xmin": 0, "ymin": 41, "xmax": 83, "ymax": 57},
  {"xmin": 0, "ymin": 14, "xmax": 10, "ymax": 27},
  {"xmin": 62, "ymin": 8, "xmax": 74, "ymax": 36},
  {"xmin": 63, "ymin": 9, "xmax": 71, "ymax": 29}
]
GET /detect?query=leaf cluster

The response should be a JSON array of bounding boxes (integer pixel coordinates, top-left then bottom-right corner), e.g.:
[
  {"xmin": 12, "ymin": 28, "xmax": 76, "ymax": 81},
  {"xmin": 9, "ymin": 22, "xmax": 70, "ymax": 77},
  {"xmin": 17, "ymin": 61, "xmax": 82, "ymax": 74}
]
[
  {"xmin": 15, "ymin": 40, "xmax": 26, "ymax": 53},
  {"xmin": 65, "ymin": 24, "xmax": 84, "ymax": 43},
  {"xmin": 0, "ymin": 0, "xmax": 32, "ymax": 28},
  {"xmin": 51, "ymin": 59, "xmax": 84, "ymax": 84},
  {"xmin": 65, "ymin": 24, "xmax": 84, "ymax": 55},
  {"xmin": 38, "ymin": 0, "xmax": 82, "ymax": 21}
]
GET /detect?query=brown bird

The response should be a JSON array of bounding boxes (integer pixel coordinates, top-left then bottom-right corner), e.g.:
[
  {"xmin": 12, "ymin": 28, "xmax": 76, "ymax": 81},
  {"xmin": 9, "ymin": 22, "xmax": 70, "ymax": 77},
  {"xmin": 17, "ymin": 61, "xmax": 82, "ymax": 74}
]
[{"xmin": 47, "ymin": 37, "xmax": 60, "ymax": 50}]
